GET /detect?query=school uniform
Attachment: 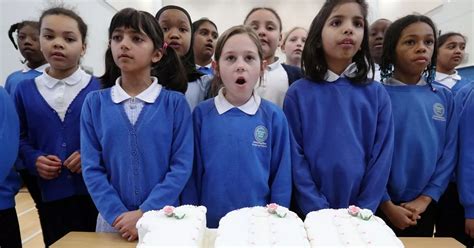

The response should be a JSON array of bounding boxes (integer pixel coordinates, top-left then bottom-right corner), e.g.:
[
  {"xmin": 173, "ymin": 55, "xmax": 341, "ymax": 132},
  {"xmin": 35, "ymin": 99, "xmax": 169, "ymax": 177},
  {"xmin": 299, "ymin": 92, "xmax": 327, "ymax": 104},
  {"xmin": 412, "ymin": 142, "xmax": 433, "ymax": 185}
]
[
  {"xmin": 380, "ymin": 78, "xmax": 457, "ymax": 237},
  {"xmin": 182, "ymin": 88, "xmax": 291, "ymax": 228},
  {"xmin": 283, "ymin": 64, "xmax": 394, "ymax": 216},
  {"xmin": 454, "ymin": 84, "xmax": 474, "ymax": 247},
  {"xmin": 435, "ymin": 71, "xmax": 472, "ymax": 95},
  {"xmin": 5, "ymin": 64, "xmax": 48, "ymax": 95},
  {"xmin": 14, "ymin": 68, "xmax": 100, "ymax": 246},
  {"xmin": 0, "ymin": 86, "xmax": 21, "ymax": 248},
  {"xmin": 256, "ymin": 57, "xmax": 302, "ymax": 107},
  {"xmin": 196, "ymin": 63, "xmax": 213, "ymax": 75},
  {"xmin": 185, "ymin": 74, "xmax": 212, "ymax": 110},
  {"xmin": 81, "ymin": 77, "xmax": 193, "ymax": 229}
]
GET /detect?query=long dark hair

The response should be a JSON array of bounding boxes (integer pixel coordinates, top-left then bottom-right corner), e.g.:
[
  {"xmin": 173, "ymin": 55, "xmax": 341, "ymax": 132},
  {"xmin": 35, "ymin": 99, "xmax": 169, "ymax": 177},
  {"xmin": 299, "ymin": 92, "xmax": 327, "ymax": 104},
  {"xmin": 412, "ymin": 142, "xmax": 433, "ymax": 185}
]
[
  {"xmin": 155, "ymin": 5, "xmax": 203, "ymax": 82},
  {"xmin": 380, "ymin": 14, "xmax": 438, "ymax": 85},
  {"xmin": 101, "ymin": 8, "xmax": 187, "ymax": 93},
  {"xmin": 302, "ymin": 0, "xmax": 373, "ymax": 84}
]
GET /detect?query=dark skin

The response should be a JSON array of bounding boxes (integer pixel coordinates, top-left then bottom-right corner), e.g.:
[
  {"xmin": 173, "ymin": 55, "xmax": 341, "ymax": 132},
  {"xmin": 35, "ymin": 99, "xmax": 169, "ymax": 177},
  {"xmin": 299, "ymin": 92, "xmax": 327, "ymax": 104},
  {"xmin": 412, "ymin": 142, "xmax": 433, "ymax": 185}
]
[{"xmin": 17, "ymin": 24, "xmax": 47, "ymax": 69}]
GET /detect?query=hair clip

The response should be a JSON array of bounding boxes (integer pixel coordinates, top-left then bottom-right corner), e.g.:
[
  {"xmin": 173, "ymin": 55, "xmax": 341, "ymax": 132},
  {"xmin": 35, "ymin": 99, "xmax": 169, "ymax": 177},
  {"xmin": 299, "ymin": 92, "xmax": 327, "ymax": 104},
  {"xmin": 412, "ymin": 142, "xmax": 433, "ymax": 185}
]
[{"xmin": 163, "ymin": 42, "xmax": 168, "ymax": 50}]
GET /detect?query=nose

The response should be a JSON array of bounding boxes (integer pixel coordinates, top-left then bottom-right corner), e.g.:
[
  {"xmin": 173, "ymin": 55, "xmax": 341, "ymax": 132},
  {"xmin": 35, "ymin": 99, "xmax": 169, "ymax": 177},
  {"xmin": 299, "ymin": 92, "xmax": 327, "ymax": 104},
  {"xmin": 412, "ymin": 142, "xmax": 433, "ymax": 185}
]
[
  {"xmin": 415, "ymin": 42, "xmax": 427, "ymax": 53},
  {"xmin": 256, "ymin": 27, "xmax": 266, "ymax": 37},
  {"xmin": 168, "ymin": 27, "xmax": 180, "ymax": 40},
  {"xmin": 343, "ymin": 23, "xmax": 354, "ymax": 35},
  {"xmin": 52, "ymin": 38, "xmax": 64, "ymax": 49}
]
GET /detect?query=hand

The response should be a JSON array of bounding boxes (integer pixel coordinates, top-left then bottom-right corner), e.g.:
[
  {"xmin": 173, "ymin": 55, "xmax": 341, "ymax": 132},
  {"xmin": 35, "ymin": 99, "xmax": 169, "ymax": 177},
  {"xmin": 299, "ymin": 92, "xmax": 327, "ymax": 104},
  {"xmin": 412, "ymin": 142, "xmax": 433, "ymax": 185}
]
[
  {"xmin": 380, "ymin": 201, "xmax": 418, "ymax": 230},
  {"xmin": 64, "ymin": 151, "xmax": 82, "ymax": 173},
  {"xmin": 113, "ymin": 210, "xmax": 143, "ymax": 241},
  {"xmin": 401, "ymin": 195, "xmax": 432, "ymax": 218},
  {"xmin": 36, "ymin": 155, "xmax": 62, "ymax": 179},
  {"xmin": 465, "ymin": 219, "xmax": 474, "ymax": 238}
]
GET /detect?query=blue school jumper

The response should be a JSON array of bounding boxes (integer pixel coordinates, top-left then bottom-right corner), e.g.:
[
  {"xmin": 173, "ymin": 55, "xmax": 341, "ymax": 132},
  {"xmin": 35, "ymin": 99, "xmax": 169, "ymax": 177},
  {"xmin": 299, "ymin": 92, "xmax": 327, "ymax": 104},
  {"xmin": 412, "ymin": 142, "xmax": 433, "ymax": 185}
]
[
  {"xmin": 183, "ymin": 97, "xmax": 292, "ymax": 228},
  {"xmin": 81, "ymin": 88, "xmax": 193, "ymax": 225},
  {"xmin": 433, "ymin": 77, "xmax": 472, "ymax": 96},
  {"xmin": 382, "ymin": 83, "xmax": 457, "ymax": 204},
  {"xmin": 5, "ymin": 69, "xmax": 43, "ymax": 95},
  {"xmin": 14, "ymin": 77, "xmax": 100, "ymax": 202},
  {"xmin": 0, "ymin": 87, "xmax": 20, "ymax": 210},
  {"xmin": 283, "ymin": 77, "xmax": 394, "ymax": 215}
]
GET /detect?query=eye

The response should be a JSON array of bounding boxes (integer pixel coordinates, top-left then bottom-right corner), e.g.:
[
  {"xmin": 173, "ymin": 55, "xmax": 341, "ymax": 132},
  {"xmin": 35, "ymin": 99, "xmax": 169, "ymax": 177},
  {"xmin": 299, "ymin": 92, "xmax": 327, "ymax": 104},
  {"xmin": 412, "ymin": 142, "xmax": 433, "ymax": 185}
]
[
  {"xmin": 199, "ymin": 30, "xmax": 208, "ymax": 36},
  {"xmin": 17, "ymin": 35, "xmax": 26, "ymax": 41},
  {"xmin": 65, "ymin": 37, "xmax": 76, "ymax": 43},
  {"xmin": 330, "ymin": 19, "xmax": 341, "ymax": 27},
  {"xmin": 212, "ymin": 32, "xmax": 218, "ymax": 39},
  {"xmin": 179, "ymin": 27, "xmax": 188, "ymax": 33},
  {"xmin": 43, "ymin": 34, "xmax": 54, "ymax": 40},
  {"xmin": 460, "ymin": 45, "xmax": 466, "ymax": 50},
  {"xmin": 289, "ymin": 37, "xmax": 297, "ymax": 42},
  {"xmin": 250, "ymin": 24, "xmax": 258, "ymax": 31},
  {"xmin": 302, "ymin": 38, "xmax": 306, "ymax": 43},
  {"xmin": 111, "ymin": 34, "xmax": 122, "ymax": 42},
  {"xmin": 266, "ymin": 25, "xmax": 275, "ymax": 31},
  {"xmin": 446, "ymin": 44, "xmax": 456, "ymax": 49},
  {"xmin": 245, "ymin": 55, "xmax": 256, "ymax": 62},
  {"xmin": 424, "ymin": 39, "xmax": 434, "ymax": 46},
  {"xmin": 354, "ymin": 20, "xmax": 364, "ymax": 28},
  {"xmin": 161, "ymin": 27, "xmax": 169, "ymax": 32},
  {"xmin": 225, "ymin": 55, "xmax": 236, "ymax": 62},
  {"xmin": 132, "ymin": 36, "xmax": 144, "ymax": 42},
  {"xmin": 404, "ymin": 39, "xmax": 415, "ymax": 46}
]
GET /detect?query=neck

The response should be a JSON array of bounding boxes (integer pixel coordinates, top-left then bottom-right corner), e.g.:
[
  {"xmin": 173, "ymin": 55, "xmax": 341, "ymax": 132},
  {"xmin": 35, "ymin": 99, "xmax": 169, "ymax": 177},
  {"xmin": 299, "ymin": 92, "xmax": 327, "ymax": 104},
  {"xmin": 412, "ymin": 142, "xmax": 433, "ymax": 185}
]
[
  {"xmin": 327, "ymin": 59, "xmax": 352, "ymax": 75},
  {"xmin": 436, "ymin": 64, "xmax": 455, "ymax": 75},
  {"xmin": 223, "ymin": 88, "xmax": 252, "ymax": 107},
  {"xmin": 47, "ymin": 65, "xmax": 79, "ymax": 80},
  {"xmin": 265, "ymin": 55, "xmax": 276, "ymax": 66},
  {"xmin": 374, "ymin": 57, "xmax": 381, "ymax": 66},
  {"xmin": 120, "ymin": 71, "xmax": 153, "ymax": 97},
  {"xmin": 393, "ymin": 69, "xmax": 422, "ymax": 85},
  {"xmin": 195, "ymin": 56, "xmax": 212, "ymax": 67},
  {"xmin": 27, "ymin": 60, "xmax": 47, "ymax": 70},
  {"xmin": 286, "ymin": 58, "xmax": 301, "ymax": 68}
]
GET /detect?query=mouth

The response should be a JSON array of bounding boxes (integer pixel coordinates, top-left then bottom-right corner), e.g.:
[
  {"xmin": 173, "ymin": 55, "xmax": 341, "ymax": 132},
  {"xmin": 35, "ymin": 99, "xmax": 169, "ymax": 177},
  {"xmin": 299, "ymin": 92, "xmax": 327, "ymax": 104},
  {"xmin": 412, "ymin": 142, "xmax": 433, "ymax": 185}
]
[
  {"xmin": 204, "ymin": 43, "xmax": 213, "ymax": 50},
  {"xmin": 235, "ymin": 77, "xmax": 246, "ymax": 85},
  {"xmin": 452, "ymin": 55, "xmax": 462, "ymax": 61},
  {"xmin": 168, "ymin": 41, "xmax": 181, "ymax": 50},
  {"xmin": 294, "ymin": 48, "xmax": 303, "ymax": 54},
  {"xmin": 373, "ymin": 43, "xmax": 383, "ymax": 49},
  {"xmin": 413, "ymin": 56, "xmax": 429, "ymax": 64},
  {"xmin": 50, "ymin": 51, "xmax": 65, "ymax": 59},
  {"xmin": 118, "ymin": 54, "xmax": 133, "ymax": 59},
  {"xmin": 259, "ymin": 39, "xmax": 268, "ymax": 46}
]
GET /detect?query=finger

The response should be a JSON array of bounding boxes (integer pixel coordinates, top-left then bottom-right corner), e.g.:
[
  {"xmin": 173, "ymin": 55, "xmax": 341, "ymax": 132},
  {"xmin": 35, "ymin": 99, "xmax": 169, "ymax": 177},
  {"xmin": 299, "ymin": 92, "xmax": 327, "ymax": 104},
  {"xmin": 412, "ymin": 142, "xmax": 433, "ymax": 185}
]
[
  {"xmin": 46, "ymin": 155, "xmax": 62, "ymax": 163},
  {"xmin": 64, "ymin": 152, "xmax": 79, "ymax": 167},
  {"xmin": 37, "ymin": 163, "xmax": 62, "ymax": 173},
  {"xmin": 67, "ymin": 158, "xmax": 81, "ymax": 172}
]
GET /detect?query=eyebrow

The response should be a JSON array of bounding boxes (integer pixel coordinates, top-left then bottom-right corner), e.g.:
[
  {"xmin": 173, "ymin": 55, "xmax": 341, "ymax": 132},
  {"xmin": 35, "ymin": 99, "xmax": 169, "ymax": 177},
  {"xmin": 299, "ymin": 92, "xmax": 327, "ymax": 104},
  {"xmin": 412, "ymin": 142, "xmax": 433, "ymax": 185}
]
[{"xmin": 42, "ymin": 27, "xmax": 76, "ymax": 35}]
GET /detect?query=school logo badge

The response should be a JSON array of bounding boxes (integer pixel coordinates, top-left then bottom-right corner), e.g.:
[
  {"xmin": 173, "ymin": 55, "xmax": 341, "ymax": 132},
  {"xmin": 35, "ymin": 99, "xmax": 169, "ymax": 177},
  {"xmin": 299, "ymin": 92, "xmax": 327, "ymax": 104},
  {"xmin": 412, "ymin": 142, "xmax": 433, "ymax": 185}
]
[
  {"xmin": 432, "ymin": 103, "xmax": 446, "ymax": 121},
  {"xmin": 252, "ymin": 125, "xmax": 268, "ymax": 148}
]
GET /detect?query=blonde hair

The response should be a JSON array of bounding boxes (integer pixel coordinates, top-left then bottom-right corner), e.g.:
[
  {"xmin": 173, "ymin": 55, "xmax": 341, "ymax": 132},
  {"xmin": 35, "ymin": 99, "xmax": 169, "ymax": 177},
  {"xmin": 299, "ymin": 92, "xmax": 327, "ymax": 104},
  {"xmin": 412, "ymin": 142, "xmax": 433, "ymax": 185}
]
[{"xmin": 282, "ymin": 27, "xmax": 307, "ymax": 46}]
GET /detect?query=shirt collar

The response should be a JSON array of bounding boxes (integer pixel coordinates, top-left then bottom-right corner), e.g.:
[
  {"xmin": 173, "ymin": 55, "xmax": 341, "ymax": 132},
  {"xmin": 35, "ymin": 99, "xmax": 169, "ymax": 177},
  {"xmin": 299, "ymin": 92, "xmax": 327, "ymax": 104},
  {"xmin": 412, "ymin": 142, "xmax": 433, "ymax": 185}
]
[
  {"xmin": 436, "ymin": 71, "xmax": 461, "ymax": 81},
  {"xmin": 42, "ymin": 67, "xmax": 85, "ymax": 89},
  {"xmin": 267, "ymin": 57, "xmax": 283, "ymax": 71},
  {"xmin": 324, "ymin": 63, "xmax": 358, "ymax": 82},
  {"xmin": 214, "ymin": 88, "xmax": 261, "ymax": 115},
  {"xmin": 196, "ymin": 62, "xmax": 212, "ymax": 70},
  {"xmin": 111, "ymin": 77, "xmax": 161, "ymax": 104},
  {"xmin": 383, "ymin": 77, "xmax": 427, "ymax": 86},
  {"xmin": 22, "ymin": 63, "xmax": 49, "ymax": 73}
]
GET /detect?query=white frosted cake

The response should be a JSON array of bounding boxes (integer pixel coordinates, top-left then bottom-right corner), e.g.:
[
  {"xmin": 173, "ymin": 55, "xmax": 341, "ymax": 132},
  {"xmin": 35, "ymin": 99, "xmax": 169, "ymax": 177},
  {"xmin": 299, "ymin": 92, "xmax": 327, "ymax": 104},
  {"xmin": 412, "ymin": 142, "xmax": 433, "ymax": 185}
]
[
  {"xmin": 215, "ymin": 204, "xmax": 310, "ymax": 247},
  {"xmin": 304, "ymin": 206, "xmax": 404, "ymax": 248},
  {"xmin": 136, "ymin": 205, "xmax": 207, "ymax": 248}
]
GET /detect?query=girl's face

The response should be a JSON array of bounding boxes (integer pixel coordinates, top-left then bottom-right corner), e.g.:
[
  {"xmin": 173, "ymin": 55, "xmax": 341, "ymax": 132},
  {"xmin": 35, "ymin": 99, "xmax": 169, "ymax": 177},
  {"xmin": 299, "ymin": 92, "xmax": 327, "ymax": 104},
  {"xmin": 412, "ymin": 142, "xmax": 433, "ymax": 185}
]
[
  {"xmin": 282, "ymin": 28, "xmax": 307, "ymax": 65},
  {"xmin": 193, "ymin": 21, "xmax": 218, "ymax": 62},
  {"xmin": 368, "ymin": 19, "xmax": 391, "ymax": 63},
  {"xmin": 110, "ymin": 27, "xmax": 162, "ymax": 75},
  {"xmin": 40, "ymin": 14, "xmax": 85, "ymax": 75},
  {"xmin": 216, "ymin": 33, "xmax": 263, "ymax": 106},
  {"xmin": 158, "ymin": 9, "xmax": 191, "ymax": 57},
  {"xmin": 437, "ymin": 35, "xmax": 465, "ymax": 73},
  {"xmin": 17, "ymin": 25, "xmax": 45, "ymax": 65},
  {"xmin": 245, "ymin": 9, "xmax": 281, "ymax": 63},
  {"xmin": 394, "ymin": 22, "xmax": 435, "ymax": 80},
  {"xmin": 321, "ymin": 2, "xmax": 364, "ymax": 72}
]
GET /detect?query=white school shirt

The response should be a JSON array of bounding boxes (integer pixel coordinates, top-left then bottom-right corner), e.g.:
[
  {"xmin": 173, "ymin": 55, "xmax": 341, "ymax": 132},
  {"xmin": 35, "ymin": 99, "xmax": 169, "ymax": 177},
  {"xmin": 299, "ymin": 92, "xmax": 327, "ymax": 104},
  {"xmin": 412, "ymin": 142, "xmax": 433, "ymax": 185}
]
[
  {"xmin": 255, "ymin": 57, "xmax": 288, "ymax": 108},
  {"xmin": 382, "ymin": 77, "xmax": 427, "ymax": 86},
  {"xmin": 35, "ymin": 67, "xmax": 91, "ymax": 121},
  {"xmin": 111, "ymin": 77, "xmax": 161, "ymax": 125},
  {"xmin": 435, "ymin": 71, "xmax": 461, "ymax": 89},
  {"xmin": 214, "ymin": 88, "xmax": 261, "ymax": 115},
  {"xmin": 324, "ymin": 63, "xmax": 358, "ymax": 82},
  {"xmin": 23, "ymin": 63, "xmax": 49, "ymax": 73}
]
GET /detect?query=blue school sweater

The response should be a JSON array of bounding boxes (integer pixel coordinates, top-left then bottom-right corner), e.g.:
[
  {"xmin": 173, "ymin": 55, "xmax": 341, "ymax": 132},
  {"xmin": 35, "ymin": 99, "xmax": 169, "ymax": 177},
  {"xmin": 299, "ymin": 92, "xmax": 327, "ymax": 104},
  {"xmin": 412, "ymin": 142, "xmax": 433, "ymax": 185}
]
[
  {"xmin": 183, "ymin": 98, "xmax": 292, "ymax": 228},
  {"xmin": 81, "ymin": 88, "xmax": 193, "ymax": 225},
  {"xmin": 14, "ymin": 77, "xmax": 100, "ymax": 202},
  {"xmin": 433, "ymin": 77, "xmax": 472, "ymax": 96},
  {"xmin": 382, "ymin": 84, "xmax": 457, "ymax": 204},
  {"xmin": 283, "ymin": 77, "xmax": 394, "ymax": 215},
  {"xmin": 0, "ymin": 87, "xmax": 20, "ymax": 210},
  {"xmin": 5, "ymin": 69, "xmax": 43, "ymax": 95},
  {"xmin": 457, "ymin": 83, "xmax": 474, "ymax": 218}
]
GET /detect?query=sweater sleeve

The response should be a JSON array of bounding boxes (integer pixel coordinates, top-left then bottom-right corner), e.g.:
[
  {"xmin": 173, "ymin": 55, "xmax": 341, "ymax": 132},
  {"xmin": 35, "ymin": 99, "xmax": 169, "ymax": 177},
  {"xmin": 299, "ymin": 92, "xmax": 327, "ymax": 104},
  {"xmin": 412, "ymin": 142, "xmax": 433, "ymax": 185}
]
[
  {"xmin": 14, "ymin": 83, "xmax": 45, "ymax": 175},
  {"xmin": 80, "ymin": 95, "xmax": 128, "ymax": 225},
  {"xmin": 457, "ymin": 93, "xmax": 474, "ymax": 218},
  {"xmin": 356, "ymin": 88, "xmax": 394, "ymax": 211},
  {"xmin": 422, "ymin": 93, "xmax": 458, "ymax": 202},
  {"xmin": 0, "ymin": 87, "xmax": 19, "ymax": 183},
  {"xmin": 269, "ymin": 110, "xmax": 292, "ymax": 208},
  {"xmin": 283, "ymin": 93, "xmax": 329, "ymax": 215},
  {"xmin": 140, "ymin": 96, "xmax": 194, "ymax": 211}
]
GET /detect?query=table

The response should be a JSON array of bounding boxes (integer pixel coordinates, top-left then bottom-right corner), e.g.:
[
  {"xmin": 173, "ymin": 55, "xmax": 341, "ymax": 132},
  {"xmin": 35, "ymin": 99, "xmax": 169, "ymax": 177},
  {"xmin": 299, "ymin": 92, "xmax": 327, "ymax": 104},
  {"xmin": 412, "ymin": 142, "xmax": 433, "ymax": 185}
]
[{"xmin": 52, "ymin": 232, "xmax": 465, "ymax": 248}]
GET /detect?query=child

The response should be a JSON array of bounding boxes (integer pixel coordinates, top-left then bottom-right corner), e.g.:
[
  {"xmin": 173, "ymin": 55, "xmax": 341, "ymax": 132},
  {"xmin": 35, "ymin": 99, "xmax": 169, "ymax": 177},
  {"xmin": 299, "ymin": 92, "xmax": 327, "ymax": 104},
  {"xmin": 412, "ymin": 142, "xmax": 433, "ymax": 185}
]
[
  {"xmin": 155, "ymin": 5, "xmax": 212, "ymax": 110},
  {"xmin": 435, "ymin": 32, "xmax": 471, "ymax": 95},
  {"xmin": 0, "ymin": 86, "xmax": 21, "ymax": 248},
  {"xmin": 281, "ymin": 27, "xmax": 307, "ymax": 68},
  {"xmin": 14, "ymin": 7, "xmax": 99, "ymax": 246},
  {"xmin": 192, "ymin": 18, "xmax": 218, "ymax": 75},
  {"xmin": 378, "ymin": 15, "xmax": 457, "ymax": 237},
  {"xmin": 457, "ymin": 82, "xmax": 474, "ymax": 247},
  {"xmin": 6, "ymin": 21, "xmax": 48, "ymax": 95},
  {"xmin": 244, "ymin": 7, "xmax": 302, "ymax": 107},
  {"xmin": 283, "ymin": 0, "xmax": 394, "ymax": 217},
  {"xmin": 182, "ymin": 25, "xmax": 291, "ymax": 228},
  {"xmin": 368, "ymin": 18, "xmax": 391, "ymax": 82},
  {"xmin": 81, "ymin": 8, "xmax": 193, "ymax": 241}
]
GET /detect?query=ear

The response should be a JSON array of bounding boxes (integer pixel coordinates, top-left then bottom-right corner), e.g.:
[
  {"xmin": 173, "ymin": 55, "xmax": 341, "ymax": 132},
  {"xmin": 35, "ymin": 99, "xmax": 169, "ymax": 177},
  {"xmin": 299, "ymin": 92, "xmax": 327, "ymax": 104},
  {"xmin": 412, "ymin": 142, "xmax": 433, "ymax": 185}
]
[
  {"xmin": 151, "ymin": 49, "xmax": 163, "ymax": 63},
  {"xmin": 81, "ymin": 42, "xmax": 87, "ymax": 57},
  {"xmin": 212, "ymin": 60, "xmax": 219, "ymax": 77}
]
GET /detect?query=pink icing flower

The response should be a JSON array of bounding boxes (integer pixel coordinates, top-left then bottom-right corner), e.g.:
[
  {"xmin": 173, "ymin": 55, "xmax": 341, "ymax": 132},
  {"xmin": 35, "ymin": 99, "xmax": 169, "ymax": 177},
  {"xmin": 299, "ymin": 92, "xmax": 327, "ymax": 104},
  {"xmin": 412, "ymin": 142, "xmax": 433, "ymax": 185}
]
[
  {"xmin": 267, "ymin": 203, "xmax": 278, "ymax": 214},
  {"xmin": 348, "ymin": 205, "xmax": 361, "ymax": 216},
  {"xmin": 163, "ymin": 206, "xmax": 175, "ymax": 217}
]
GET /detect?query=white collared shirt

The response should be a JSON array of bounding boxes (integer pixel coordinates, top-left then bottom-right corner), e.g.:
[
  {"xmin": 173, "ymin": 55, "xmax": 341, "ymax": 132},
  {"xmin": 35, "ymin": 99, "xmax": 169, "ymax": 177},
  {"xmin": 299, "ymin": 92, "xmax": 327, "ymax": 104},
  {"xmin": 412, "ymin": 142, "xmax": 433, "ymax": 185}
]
[
  {"xmin": 195, "ymin": 62, "xmax": 212, "ymax": 70},
  {"xmin": 214, "ymin": 88, "xmax": 261, "ymax": 115},
  {"xmin": 111, "ymin": 77, "xmax": 161, "ymax": 125},
  {"xmin": 35, "ymin": 67, "xmax": 91, "ymax": 121},
  {"xmin": 255, "ymin": 57, "xmax": 288, "ymax": 108},
  {"xmin": 22, "ymin": 63, "xmax": 49, "ymax": 73},
  {"xmin": 324, "ymin": 63, "xmax": 358, "ymax": 82},
  {"xmin": 383, "ymin": 77, "xmax": 427, "ymax": 86},
  {"xmin": 435, "ymin": 71, "xmax": 461, "ymax": 89}
]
